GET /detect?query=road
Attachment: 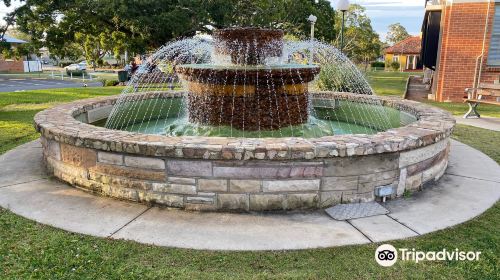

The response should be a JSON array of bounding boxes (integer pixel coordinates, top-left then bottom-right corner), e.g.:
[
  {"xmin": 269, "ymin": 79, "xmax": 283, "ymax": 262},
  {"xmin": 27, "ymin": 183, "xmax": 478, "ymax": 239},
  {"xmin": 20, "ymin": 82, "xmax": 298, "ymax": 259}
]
[{"xmin": 0, "ymin": 78, "xmax": 102, "ymax": 92}]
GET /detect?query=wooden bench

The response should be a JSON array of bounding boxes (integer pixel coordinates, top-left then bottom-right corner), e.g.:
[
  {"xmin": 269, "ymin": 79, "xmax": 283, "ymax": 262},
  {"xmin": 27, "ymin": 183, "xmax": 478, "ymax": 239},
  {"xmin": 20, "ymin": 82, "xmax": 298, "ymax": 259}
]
[{"xmin": 463, "ymin": 83, "xmax": 500, "ymax": 118}]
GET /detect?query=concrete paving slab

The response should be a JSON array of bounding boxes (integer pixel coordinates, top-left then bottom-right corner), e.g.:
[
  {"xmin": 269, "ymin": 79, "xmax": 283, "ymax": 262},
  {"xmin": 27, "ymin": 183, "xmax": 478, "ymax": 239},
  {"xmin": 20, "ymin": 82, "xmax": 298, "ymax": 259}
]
[
  {"xmin": 447, "ymin": 140, "xmax": 500, "ymax": 183},
  {"xmin": 455, "ymin": 116, "xmax": 500, "ymax": 132},
  {"xmin": 386, "ymin": 174, "xmax": 500, "ymax": 234},
  {"xmin": 0, "ymin": 179, "xmax": 149, "ymax": 237},
  {"xmin": 112, "ymin": 208, "xmax": 370, "ymax": 250},
  {"xmin": 18, "ymin": 139, "xmax": 43, "ymax": 149},
  {"xmin": 0, "ymin": 140, "xmax": 47, "ymax": 187},
  {"xmin": 348, "ymin": 215, "xmax": 418, "ymax": 242}
]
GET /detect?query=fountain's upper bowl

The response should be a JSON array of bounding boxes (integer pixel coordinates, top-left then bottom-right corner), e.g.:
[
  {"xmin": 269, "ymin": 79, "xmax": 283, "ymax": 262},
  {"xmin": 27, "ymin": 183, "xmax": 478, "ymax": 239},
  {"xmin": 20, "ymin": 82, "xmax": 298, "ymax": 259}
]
[
  {"xmin": 175, "ymin": 63, "xmax": 321, "ymax": 84},
  {"xmin": 213, "ymin": 27, "xmax": 285, "ymax": 65}
]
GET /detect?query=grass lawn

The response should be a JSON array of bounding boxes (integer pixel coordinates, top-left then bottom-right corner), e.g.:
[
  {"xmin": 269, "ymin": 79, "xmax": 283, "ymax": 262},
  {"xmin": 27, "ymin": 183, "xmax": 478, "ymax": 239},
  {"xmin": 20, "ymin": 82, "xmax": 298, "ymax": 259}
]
[
  {"xmin": 366, "ymin": 71, "xmax": 500, "ymax": 117},
  {"xmin": 1, "ymin": 71, "xmax": 116, "ymax": 81},
  {"xmin": 0, "ymin": 87, "xmax": 123, "ymax": 154},
  {"xmin": 423, "ymin": 100, "xmax": 500, "ymax": 118},
  {"xmin": 366, "ymin": 71, "xmax": 412, "ymax": 97},
  {"xmin": 0, "ymin": 86, "xmax": 499, "ymax": 279},
  {"xmin": 90, "ymin": 72, "xmax": 120, "ymax": 80},
  {"xmin": 0, "ymin": 72, "xmax": 54, "ymax": 79}
]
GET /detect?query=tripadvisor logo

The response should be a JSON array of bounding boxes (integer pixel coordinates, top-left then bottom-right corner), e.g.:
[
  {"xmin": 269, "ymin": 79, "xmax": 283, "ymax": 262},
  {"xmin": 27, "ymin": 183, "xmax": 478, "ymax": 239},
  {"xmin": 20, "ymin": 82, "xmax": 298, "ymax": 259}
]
[
  {"xmin": 375, "ymin": 244, "xmax": 397, "ymax": 267},
  {"xmin": 375, "ymin": 244, "xmax": 481, "ymax": 267}
]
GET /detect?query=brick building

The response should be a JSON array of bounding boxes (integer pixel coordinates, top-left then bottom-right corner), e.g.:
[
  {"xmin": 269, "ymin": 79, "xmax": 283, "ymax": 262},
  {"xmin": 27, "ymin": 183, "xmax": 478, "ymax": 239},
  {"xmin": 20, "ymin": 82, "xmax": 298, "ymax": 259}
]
[
  {"xmin": 421, "ymin": 0, "xmax": 500, "ymax": 102},
  {"xmin": 0, "ymin": 35, "xmax": 27, "ymax": 73},
  {"xmin": 0, "ymin": 35, "xmax": 43, "ymax": 73}
]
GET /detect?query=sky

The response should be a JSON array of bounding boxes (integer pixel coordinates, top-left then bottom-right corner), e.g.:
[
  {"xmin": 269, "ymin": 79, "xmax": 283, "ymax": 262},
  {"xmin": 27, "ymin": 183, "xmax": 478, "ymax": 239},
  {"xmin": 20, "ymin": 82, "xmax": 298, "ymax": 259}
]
[
  {"xmin": 347, "ymin": 0, "xmax": 425, "ymax": 38},
  {"xmin": 1, "ymin": 0, "xmax": 425, "ymax": 40}
]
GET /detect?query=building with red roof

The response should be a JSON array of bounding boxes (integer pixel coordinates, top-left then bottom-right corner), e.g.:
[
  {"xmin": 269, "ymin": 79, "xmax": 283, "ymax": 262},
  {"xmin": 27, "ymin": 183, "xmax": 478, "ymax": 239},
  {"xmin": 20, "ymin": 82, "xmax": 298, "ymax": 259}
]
[{"xmin": 384, "ymin": 36, "xmax": 422, "ymax": 71}]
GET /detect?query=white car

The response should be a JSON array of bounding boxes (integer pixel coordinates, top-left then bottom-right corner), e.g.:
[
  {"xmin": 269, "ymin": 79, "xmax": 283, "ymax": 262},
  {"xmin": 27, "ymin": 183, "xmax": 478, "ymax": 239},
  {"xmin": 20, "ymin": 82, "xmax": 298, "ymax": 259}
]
[
  {"xmin": 65, "ymin": 63, "xmax": 85, "ymax": 71},
  {"xmin": 78, "ymin": 61, "xmax": 87, "ymax": 70}
]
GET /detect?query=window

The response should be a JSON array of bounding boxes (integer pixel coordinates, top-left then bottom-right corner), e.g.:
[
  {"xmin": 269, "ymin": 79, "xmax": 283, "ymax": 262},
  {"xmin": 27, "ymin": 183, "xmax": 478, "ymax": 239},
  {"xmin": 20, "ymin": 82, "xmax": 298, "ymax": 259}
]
[
  {"xmin": 488, "ymin": 4, "xmax": 500, "ymax": 66},
  {"xmin": 393, "ymin": 56, "xmax": 399, "ymax": 63},
  {"xmin": 408, "ymin": 56, "xmax": 415, "ymax": 69}
]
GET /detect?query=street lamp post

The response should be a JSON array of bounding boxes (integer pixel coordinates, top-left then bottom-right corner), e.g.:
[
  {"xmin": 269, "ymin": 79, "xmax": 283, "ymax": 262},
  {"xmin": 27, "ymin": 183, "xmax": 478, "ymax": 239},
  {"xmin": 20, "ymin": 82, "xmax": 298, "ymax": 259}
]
[
  {"xmin": 336, "ymin": 0, "xmax": 350, "ymax": 53},
  {"xmin": 307, "ymin": 14, "xmax": 317, "ymax": 65}
]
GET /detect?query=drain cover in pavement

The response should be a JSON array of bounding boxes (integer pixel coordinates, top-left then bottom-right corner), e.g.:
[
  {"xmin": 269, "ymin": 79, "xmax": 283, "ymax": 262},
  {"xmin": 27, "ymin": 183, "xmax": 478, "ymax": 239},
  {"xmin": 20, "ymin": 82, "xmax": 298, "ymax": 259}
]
[{"xmin": 325, "ymin": 202, "xmax": 389, "ymax": 220}]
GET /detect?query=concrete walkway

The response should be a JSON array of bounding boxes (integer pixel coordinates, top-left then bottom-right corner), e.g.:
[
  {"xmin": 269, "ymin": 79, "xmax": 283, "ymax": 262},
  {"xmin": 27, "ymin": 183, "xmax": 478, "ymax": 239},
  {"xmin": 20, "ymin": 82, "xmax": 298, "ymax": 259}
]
[
  {"xmin": 455, "ymin": 116, "xmax": 500, "ymax": 132},
  {"xmin": 0, "ymin": 140, "xmax": 499, "ymax": 250}
]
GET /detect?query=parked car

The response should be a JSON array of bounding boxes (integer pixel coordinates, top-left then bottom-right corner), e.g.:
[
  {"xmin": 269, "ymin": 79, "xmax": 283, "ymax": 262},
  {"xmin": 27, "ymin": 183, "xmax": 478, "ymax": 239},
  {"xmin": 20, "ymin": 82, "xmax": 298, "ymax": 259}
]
[
  {"xmin": 78, "ymin": 61, "xmax": 87, "ymax": 70},
  {"xmin": 64, "ymin": 63, "xmax": 87, "ymax": 71}
]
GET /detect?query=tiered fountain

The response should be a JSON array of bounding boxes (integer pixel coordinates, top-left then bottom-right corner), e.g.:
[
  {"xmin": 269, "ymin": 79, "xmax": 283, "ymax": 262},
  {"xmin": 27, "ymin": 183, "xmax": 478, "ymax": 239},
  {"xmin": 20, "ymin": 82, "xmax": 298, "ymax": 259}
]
[{"xmin": 34, "ymin": 27, "xmax": 455, "ymax": 212}]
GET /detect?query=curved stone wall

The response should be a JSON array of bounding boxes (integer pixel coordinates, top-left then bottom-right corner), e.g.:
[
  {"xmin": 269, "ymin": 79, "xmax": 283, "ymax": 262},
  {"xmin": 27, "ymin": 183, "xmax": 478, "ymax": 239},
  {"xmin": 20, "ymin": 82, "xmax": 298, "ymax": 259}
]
[{"xmin": 34, "ymin": 92, "xmax": 455, "ymax": 211}]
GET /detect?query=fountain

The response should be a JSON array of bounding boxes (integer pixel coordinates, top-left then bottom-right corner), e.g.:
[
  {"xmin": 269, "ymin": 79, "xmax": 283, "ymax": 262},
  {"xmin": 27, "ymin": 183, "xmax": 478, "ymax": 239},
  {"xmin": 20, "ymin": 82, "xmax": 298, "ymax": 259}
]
[
  {"xmin": 34, "ymin": 27, "xmax": 455, "ymax": 212},
  {"xmin": 103, "ymin": 28, "xmax": 401, "ymax": 138}
]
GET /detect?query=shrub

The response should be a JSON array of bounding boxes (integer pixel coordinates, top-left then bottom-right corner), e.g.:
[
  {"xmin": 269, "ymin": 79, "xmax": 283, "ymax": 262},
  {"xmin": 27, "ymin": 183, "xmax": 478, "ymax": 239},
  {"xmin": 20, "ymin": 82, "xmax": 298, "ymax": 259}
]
[
  {"xmin": 66, "ymin": 69, "xmax": 87, "ymax": 77},
  {"xmin": 371, "ymin": 61, "xmax": 385, "ymax": 68},
  {"xmin": 390, "ymin": 61, "xmax": 400, "ymax": 71},
  {"xmin": 99, "ymin": 79, "xmax": 119, "ymax": 87},
  {"xmin": 106, "ymin": 80, "xmax": 119, "ymax": 86},
  {"xmin": 317, "ymin": 63, "xmax": 365, "ymax": 93}
]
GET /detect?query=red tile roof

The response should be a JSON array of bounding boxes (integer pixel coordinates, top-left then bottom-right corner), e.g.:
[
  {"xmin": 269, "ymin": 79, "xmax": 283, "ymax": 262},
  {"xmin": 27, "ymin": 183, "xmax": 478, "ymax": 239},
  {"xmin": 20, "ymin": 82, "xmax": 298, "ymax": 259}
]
[{"xmin": 385, "ymin": 36, "xmax": 421, "ymax": 54}]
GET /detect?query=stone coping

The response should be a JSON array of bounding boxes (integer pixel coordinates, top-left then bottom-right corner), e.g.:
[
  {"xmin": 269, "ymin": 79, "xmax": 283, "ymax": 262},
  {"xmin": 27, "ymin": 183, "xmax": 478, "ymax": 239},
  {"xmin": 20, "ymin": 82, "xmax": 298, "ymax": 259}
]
[{"xmin": 33, "ymin": 92, "xmax": 455, "ymax": 160}]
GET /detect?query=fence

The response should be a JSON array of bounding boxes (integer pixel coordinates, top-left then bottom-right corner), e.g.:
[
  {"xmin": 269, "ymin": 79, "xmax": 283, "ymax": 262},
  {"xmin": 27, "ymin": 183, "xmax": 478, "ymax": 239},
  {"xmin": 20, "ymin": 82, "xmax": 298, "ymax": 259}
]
[{"xmin": 23, "ymin": 61, "xmax": 43, "ymax": 72}]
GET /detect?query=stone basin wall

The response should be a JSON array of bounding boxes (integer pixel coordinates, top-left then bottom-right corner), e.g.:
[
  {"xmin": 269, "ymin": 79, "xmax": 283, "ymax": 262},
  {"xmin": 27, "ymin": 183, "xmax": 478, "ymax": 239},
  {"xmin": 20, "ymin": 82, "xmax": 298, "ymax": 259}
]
[{"xmin": 34, "ymin": 92, "xmax": 455, "ymax": 212}]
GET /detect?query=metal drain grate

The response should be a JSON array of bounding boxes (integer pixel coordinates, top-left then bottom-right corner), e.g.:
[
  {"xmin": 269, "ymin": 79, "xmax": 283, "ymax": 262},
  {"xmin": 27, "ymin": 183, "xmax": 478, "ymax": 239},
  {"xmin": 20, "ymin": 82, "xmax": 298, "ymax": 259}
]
[{"xmin": 325, "ymin": 202, "xmax": 389, "ymax": 221}]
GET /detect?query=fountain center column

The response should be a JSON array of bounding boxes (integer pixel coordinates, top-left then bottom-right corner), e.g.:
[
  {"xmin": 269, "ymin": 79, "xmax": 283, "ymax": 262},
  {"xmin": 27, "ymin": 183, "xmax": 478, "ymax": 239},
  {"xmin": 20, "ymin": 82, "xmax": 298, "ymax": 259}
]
[{"xmin": 175, "ymin": 28, "xmax": 320, "ymax": 131}]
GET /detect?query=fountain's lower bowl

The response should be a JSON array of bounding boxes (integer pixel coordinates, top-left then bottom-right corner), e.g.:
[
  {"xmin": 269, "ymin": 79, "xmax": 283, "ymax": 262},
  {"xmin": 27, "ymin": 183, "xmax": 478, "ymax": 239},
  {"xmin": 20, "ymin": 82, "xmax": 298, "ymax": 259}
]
[{"xmin": 34, "ymin": 92, "xmax": 455, "ymax": 212}]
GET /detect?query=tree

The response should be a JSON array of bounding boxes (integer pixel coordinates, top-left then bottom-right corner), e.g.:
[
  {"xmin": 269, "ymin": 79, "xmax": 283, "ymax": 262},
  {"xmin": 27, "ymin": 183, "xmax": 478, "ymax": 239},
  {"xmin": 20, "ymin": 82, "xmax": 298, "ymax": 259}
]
[
  {"xmin": 4, "ymin": 0, "xmax": 336, "ymax": 61},
  {"xmin": 335, "ymin": 4, "xmax": 381, "ymax": 67},
  {"xmin": 386, "ymin": 23, "xmax": 410, "ymax": 45}
]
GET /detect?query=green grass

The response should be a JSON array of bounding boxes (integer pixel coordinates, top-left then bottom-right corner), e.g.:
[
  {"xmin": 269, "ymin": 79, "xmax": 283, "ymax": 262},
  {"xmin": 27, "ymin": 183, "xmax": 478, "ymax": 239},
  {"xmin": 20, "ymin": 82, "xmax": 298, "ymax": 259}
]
[
  {"xmin": 452, "ymin": 124, "xmax": 500, "ymax": 161},
  {"xmin": 90, "ymin": 72, "xmax": 119, "ymax": 79},
  {"xmin": 0, "ymin": 71, "xmax": 112, "ymax": 81},
  {"xmin": 423, "ymin": 100, "xmax": 500, "ymax": 118},
  {"xmin": 0, "ymin": 72, "xmax": 53, "ymax": 79},
  {"xmin": 0, "ymin": 87, "xmax": 123, "ymax": 154},
  {"xmin": 0, "ymin": 87, "xmax": 499, "ymax": 279},
  {"xmin": 366, "ymin": 71, "xmax": 412, "ymax": 97},
  {"xmin": 366, "ymin": 71, "xmax": 500, "ymax": 117}
]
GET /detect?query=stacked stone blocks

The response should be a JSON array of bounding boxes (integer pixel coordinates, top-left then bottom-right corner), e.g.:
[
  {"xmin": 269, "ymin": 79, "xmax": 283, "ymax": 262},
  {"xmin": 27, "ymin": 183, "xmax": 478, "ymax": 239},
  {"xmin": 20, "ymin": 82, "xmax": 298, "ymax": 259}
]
[{"xmin": 41, "ymin": 136, "xmax": 450, "ymax": 212}]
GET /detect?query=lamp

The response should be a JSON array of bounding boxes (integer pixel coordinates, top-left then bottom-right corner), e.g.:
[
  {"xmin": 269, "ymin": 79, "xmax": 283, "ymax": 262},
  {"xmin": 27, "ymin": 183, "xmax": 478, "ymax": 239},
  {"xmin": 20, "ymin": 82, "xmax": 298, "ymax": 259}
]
[
  {"xmin": 307, "ymin": 14, "xmax": 318, "ymax": 65},
  {"xmin": 307, "ymin": 14, "xmax": 318, "ymax": 25},
  {"xmin": 336, "ymin": 0, "xmax": 350, "ymax": 53},
  {"xmin": 336, "ymin": 0, "xmax": 350, "ymax": 12}
]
